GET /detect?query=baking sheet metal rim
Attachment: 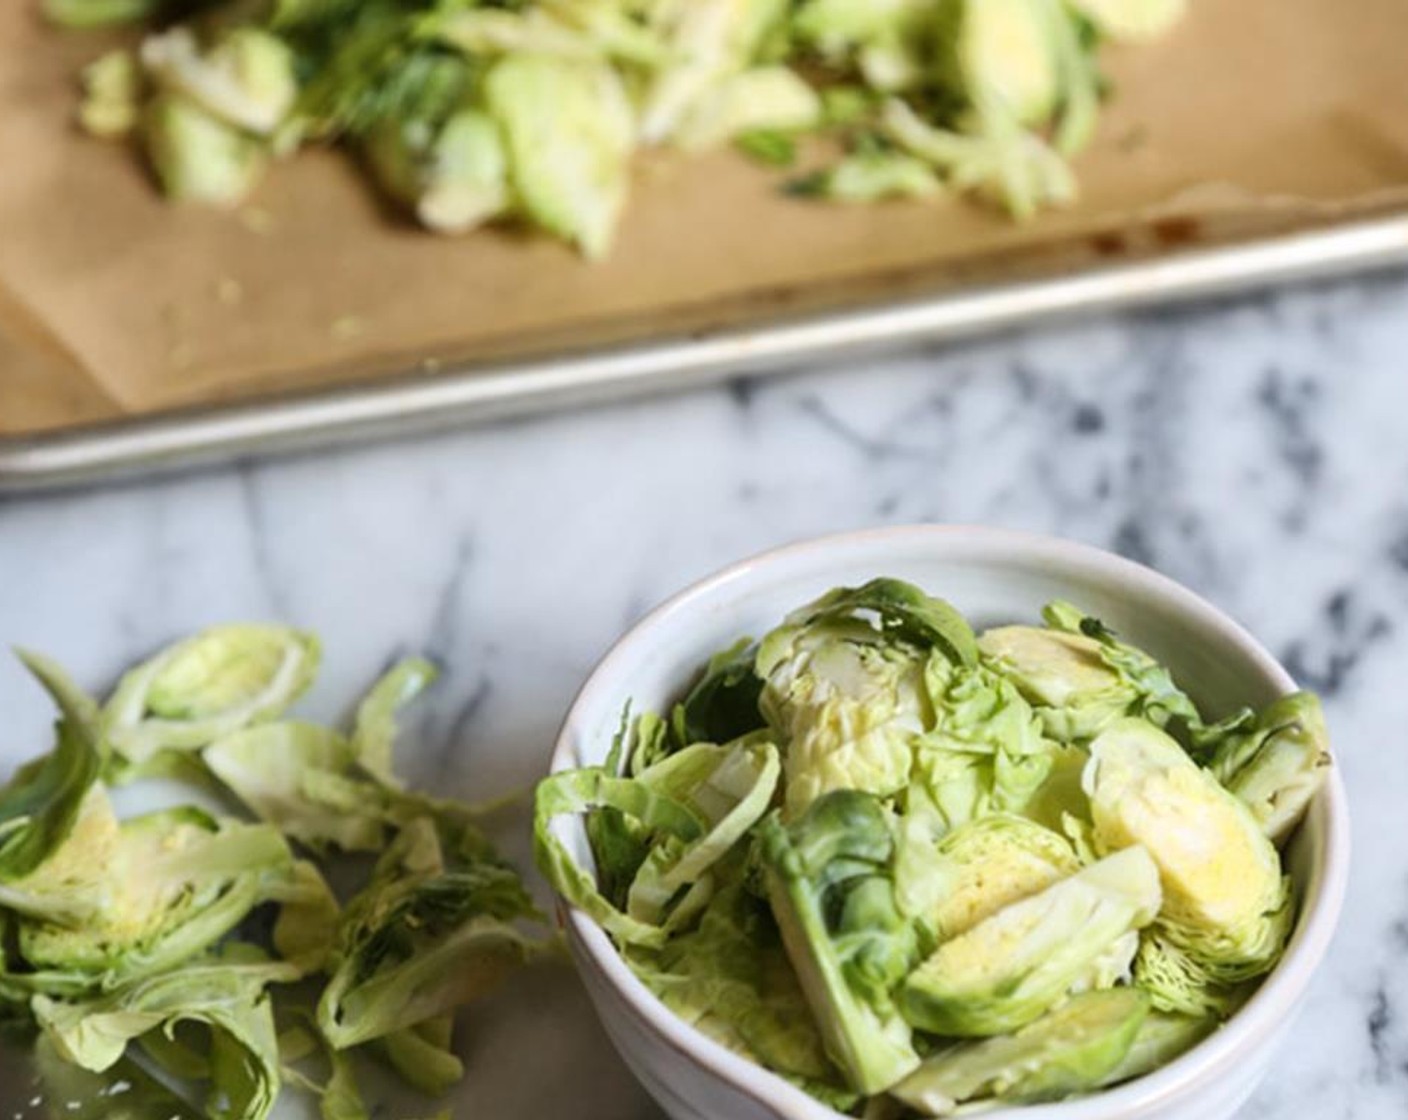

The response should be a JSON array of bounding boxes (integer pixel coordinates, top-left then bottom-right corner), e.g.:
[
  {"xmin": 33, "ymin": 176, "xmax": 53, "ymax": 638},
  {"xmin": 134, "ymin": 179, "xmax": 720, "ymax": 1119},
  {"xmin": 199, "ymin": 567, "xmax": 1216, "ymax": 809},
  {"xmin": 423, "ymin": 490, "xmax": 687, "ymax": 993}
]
[{"xmin": 4, "ymin": 211, "xmax": 1407, "ymax": 494}]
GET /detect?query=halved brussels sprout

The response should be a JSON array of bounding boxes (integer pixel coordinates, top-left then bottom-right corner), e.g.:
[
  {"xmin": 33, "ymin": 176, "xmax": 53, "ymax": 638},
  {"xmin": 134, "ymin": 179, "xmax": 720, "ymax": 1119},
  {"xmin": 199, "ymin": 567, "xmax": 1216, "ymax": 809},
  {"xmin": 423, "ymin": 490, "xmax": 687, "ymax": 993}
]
[
  {"xmin": 760, "ymin": 791, "xmax": 921, "ymax": 1094},
  {"xmin": 892, "ymin": 988, "xmax": 1150, "ymax": 1115},
  {"xmin": 900, "ymin": 845, "xmax": 1160, "ymax": 1036},
  {"xmin": 1084, "ymin": 719, "xmax": 1291, "ymax": 977},
  {"xmin": 105, "ymin": 625, "xmax": 320, "ymax": 764}
]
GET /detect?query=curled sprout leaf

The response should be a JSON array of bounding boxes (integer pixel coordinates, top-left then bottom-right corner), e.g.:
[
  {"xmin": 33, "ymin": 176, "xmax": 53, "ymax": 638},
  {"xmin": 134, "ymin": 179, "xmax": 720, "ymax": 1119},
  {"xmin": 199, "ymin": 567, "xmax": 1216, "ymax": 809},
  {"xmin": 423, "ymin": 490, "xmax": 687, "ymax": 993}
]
[
  {"xmin": 350, "ymin": 656, "xmax": 439, "ymax": 789},
  {"xmin": 33, "ymin": 959, "xmax": 294, "ymax": 1120},
  {"xmin": 105, "ymin": 625, "xmax": 320, "ymax": 764},
  {"xmin": 1206, "ymin": 691, "xmax": 1331, "ymax": 844}
]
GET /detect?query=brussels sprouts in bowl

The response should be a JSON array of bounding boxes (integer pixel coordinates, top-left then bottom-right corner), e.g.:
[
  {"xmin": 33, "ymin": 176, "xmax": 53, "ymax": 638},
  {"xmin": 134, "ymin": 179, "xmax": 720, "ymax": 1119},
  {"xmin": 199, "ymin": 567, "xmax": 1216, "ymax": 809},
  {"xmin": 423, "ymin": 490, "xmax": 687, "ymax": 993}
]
[{"xmin": 539, "ymin": 526, "xmax": 1349, "ymax": 1120}]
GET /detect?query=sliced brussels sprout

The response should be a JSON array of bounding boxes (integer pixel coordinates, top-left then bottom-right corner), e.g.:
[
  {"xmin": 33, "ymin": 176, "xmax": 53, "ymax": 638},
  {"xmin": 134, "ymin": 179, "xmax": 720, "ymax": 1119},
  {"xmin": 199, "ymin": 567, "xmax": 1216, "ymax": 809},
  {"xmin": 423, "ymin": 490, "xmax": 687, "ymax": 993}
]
[
  {"xmin": 79, "ymin": 49, "xmax": 143, "ymax": 139},
  {"xmin": 16, "ymin": 808, "xmax": 290, "ymax": 980},
  {"xmin": 318, "ymin": 816, "xmax": 547, "ymax": 1049},
  {"xmin": 762, "ymin": 625, "xmax": 927, "ymax": 817},
  {"xmin": 981, "ymin": 605, "xmax": 1209, "ymax": 744},
  {"xmin": 900, "ymin": 845, "xmax": 1160, "ymax": 1036},
  {"xmin": 535, "ymin": 765, "xmax": 703, "ymax": 949},
  {"xmin": 427, "ymin": 5, "xmax": 664, "ymax": 67},
  {"xmin": 1207, "ymin": 692, "xmax": 1331, "ymax": 844},
  {"xmin": 105, "ymin": 624, "xmax": 319, "ymax": 763},
  {"xmin": 0, "ymin": 786, "xmax": 116, "ymax": 928},
  {"xmin": 1067, "ymin": 0, "xmax": 1188, "ymax": 42},
  {"xmin": 944, "ymin": 0, "xmax": 1063, "ymax": 126},
  {"xmin": 141, "ymin": 27, "xmax": 297, "ymax": 136},
  {"xmin": 1084, "ymin": 719, "xmax": 1291, "ymax": 977},
  {"xmin": 267, "ymin": 857, "xmax": 340, "ymax": 977},
  {"xmin": 1040, "ymin": 602, "xmax": 1204, "ymax": 733},
  {"xmin": 0, "ymin": 653, "xmax": 105, "ymax": 895},
  {"xmin": 1096, "ymin": 1009, "xmax": 1214, "ymax": 1087},
  {"xmin": 349, "ymin": 657, "xmax": 439, "ymax": 789},
  {"xmin": 979, "ymin": 624, "xmax": 1140, "ymax": 742},
  {"xmin": 881, "ymin": 97, "xmax": 1076, "ymax": 220},
  {"xmin": 892, "ymin": 988, "xmax": 1150, "ymax": 1115},
  {"xmin": 903, "ymin": 813, "xmax": 1080, "ymax": 944},
  {"xmin": 673, "ymin": 67, "xmax": 821, "ymax": 151},
  {"xmin": 811, "ymin": 151, "xmax": 943, "ymax": 202},
  {"xmin": 427, "ymin": 8, "xmax": 606, "ymax": 60},
  {"xmin": 365, "ymin": 109, "xmax": 512, "ymax": 236},
  {"xmin": 638, "ymin": 0, "xmax": 790, "ymax": 144},
  {"xmin": 792, "ymin": 0, "xmax": 930, "ymax": 92},
  {"xmin": 759, "ymin": 791, "xmax": 921, "ymax": 1094},
  {"xmin": 32, "ymin": 957, "xmax": 291, "ymax": 1120},
  {"xmin": 485, "ymin": 54, "xmax": 635, "ymax": 258}
]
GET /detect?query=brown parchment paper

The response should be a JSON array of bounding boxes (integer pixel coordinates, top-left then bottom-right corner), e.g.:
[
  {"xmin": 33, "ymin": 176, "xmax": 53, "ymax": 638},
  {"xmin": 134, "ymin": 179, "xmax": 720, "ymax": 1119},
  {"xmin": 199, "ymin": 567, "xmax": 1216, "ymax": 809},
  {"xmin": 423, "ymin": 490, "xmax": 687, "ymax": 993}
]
[{"xmin": 3, "ymin": 0, "xmax": 1408, "ymax": 438}]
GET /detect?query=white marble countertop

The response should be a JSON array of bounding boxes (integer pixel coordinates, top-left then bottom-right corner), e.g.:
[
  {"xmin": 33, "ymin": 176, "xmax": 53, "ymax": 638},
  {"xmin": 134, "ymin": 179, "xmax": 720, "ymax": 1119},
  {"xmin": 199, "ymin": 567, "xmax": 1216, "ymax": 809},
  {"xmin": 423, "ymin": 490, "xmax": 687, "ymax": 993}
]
[{"xmin": 3, "ymin": 271, "xmax": 1407, "ymax": 1118}]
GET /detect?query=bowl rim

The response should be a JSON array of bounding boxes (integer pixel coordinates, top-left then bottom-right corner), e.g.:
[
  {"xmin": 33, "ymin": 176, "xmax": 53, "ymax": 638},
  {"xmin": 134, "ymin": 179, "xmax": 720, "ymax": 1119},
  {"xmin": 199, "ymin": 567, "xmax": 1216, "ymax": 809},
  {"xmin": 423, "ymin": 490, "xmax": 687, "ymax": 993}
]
[{"xmin": 550, "ymin": 525, "xmax": 1352, "ymax": 1120}]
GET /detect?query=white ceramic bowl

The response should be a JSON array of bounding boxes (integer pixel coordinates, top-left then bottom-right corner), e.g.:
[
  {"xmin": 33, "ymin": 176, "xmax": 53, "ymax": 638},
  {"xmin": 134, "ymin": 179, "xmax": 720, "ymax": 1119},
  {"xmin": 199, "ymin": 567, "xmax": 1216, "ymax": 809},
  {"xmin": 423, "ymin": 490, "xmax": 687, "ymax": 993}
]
[{"xmin": 549, "ymin": 526, "xmax": 1350, "ymax": 1120}]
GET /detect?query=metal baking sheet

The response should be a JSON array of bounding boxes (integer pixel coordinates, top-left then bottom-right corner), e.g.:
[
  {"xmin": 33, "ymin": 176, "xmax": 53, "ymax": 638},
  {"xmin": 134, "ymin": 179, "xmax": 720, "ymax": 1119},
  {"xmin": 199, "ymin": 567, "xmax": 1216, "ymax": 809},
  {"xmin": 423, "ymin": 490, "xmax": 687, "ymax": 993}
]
[{"xmin": 2, "ymin": 212, "xmax": 1407, "ymax": 493}]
